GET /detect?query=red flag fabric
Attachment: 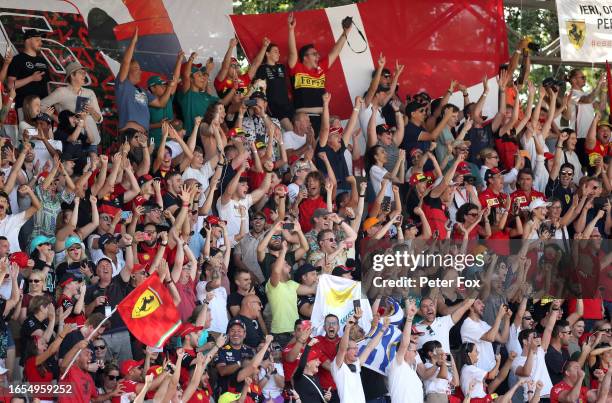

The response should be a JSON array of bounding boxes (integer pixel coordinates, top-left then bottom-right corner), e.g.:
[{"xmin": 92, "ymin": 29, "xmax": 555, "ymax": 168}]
[
  {"xmin": 117, "ymin": 273, "xmax": 181, "ymax": 348},
  {"xmin": 606, "ymin": 61, "xmax": 612, "ymax": 114},
  {"xmin": 230, "ymin": 0, "xmax": 508, "ymax": 118}
]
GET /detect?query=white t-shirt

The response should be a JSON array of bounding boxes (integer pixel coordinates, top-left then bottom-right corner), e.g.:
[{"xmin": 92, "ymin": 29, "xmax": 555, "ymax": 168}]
[
  {"xmin": 461, "ymin": 364, "xmax": 488, "ymax": 398},
  {"xmin": 416, "ymin": 315, "xmax": 455, "ymax": 353},
  {"xmin": 461, "ymin": 317, "xmax": 496, "ymax": 371},
  {"xmin": 369, "ymin": 165, "xmax": 393, "ymax": 200},
  {"xmin": 0, "ymin": 166, "xmax": 23, "ymax": 215},
  {"xmin": 506, "ymin": 323, "xmax": 522, "ymax": 356},
  {"xmin": 195, "ymin": 281, "xmax": 228, "ymax": 334},
  {"xmin": 511, "ymin": 348, "xmax": 553, "ymax": 401},
  {"xmin": 331, "ymin": 360, "xmax": 366, "ymax": 403},
  {"xmin": 259, "ymin": 363, "xmax": 284, "ymax": 399},
  {"xmin": 182, "ymin": 162, "xmax": 215, "ymax": 206},
  {"xmin": 0, "ymin": 211, "xmax": 27, "ymax": 253},
  {"xmin": 283, "ymin": 131, "xmax": 307, "ymax": 153},
  {"xmin": 216, "ymin": 194, "xmax": 253, "ymax": 246},
  {"xmin": 569, "ymin": 88, "xmax": 595, "ymax": 139},
  {"xmin": 389, "ymin": 358, "xmax": 424, "ymax": 403},
  {"xmin": 423, "ymin": 362, "xmax": 450, "ymax": 395}
]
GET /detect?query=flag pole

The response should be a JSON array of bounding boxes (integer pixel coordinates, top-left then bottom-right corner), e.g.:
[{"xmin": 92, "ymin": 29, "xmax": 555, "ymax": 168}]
[{"xmin": 60, "ymin": 307, "xmax": 117, "ymax": 380}]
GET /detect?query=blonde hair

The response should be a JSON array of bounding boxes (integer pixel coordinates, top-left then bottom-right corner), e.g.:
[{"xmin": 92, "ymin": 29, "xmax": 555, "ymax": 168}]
[{"xmin": 22, "ymin": 95, "xmax": 40, "ymax": 125}]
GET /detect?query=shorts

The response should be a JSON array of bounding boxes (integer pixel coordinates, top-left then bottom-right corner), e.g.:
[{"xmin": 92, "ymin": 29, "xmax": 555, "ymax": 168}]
[{"xmin": 269, "ymin": 102, "xmax": 294, "ymax": 121}]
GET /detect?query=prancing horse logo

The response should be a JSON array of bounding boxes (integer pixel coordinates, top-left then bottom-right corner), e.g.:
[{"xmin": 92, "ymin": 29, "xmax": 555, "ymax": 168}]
[
  {"xmin": 566, "ymin": 20, "xmax": 586, "ymax": 50},
  {"xmin": 131, "ymin": 288, "xmax": 161, "ymax": 319}
]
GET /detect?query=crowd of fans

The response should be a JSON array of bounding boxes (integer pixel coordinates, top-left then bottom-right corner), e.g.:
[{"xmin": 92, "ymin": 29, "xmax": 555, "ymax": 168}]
[{"xmin": 0, "ymin": 11, "xmax": 608, "ymax": 403}]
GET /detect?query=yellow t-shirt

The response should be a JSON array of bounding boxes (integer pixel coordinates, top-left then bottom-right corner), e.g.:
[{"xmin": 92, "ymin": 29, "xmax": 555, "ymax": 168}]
[{"xmin": 265, "ymin": 280, "xmax": 300, "ymax": 334}]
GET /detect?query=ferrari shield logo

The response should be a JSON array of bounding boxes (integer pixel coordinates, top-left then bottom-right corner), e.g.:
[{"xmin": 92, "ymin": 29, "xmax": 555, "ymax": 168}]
[
  {"xmin": 566, "ymin": 20, "xmax": 586, "ymax": 50},
  {"xmin": 132, "ymin": 288, "xmax": 161, "ymax": 319}
]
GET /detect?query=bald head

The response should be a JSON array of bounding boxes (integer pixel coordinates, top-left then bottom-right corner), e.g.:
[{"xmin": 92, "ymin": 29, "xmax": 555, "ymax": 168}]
[{"xmin": 240, "ymin": 294, "xmax": 262, "ymax": 318}]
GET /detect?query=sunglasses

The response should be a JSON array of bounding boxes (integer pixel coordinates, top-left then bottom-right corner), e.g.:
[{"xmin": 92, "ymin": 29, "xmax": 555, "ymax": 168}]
[
  {"xmin": 599, "ymin": 328, "xmax": 612, "ymax": 333},
  {"xmin": 523, "ymin": 316, "xmax": 533, "ymax": 321},
  {"xmin": 466, "ymin": 212, "xmax": 479, "ymax": 217},
  {"xmin": 106, "ymin": 375, "xmax": 120, "ymax": 381},
  {"xmin": 94, "ymin": 345, "xmax": 106, "ymax": 350},
  {"xmin": 560, "ymin": 171, "xmax": 573, "ymax": 176},
  {"xmin": 323, "ymin": 237, "xmax": 336, "ymax": 242},
  {"xmin": 382, "ymin": 73, "xmax": 391, "ymax": 78},
  {"xmin": 100, "ymin": 216, "xmax": 112, "ymax": 222},
  {"xmin": 29, "ymin": 279, "xmax": 41, "ymax": 284}
]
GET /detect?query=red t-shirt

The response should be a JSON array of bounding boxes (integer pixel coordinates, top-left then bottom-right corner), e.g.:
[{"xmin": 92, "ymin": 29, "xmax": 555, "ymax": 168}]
[
  {"xmin": 510, "ymin": 189, "xmax": 545, "ymax": 210},
  {"xmin": 585, "ymin": 139, "xmax": 611, "ymax": 164},
  {"xmin": 290, "ymin": 58, "xmax": 330, "ymax": 110},
  {"xmin": 58, "ymin": 366, "xmax": 98, "ymax": 403},
  {"xmin": 298, "ymin": 196, "xmax": 326, "ymax": 233},
  {"xmin": 314, "ymin": 336, "xmax": 340, "ymax": 390},
  {"xmin": 57, "ymin": 294, "xmax": 86, "ymax": 326},
  {"xmin": 282, "ymin": 341, "xmax": 305, "ymax": 381},
  {"xmin": 478, "ymin": 188, "xmax": 509, "ymax": 210},
  {"xmin": 214, "ymin": 73, "xmax": 251, "ymax": 97},
  {"xmin": 550, "ymin": 380, "xmax": 588, "ymax": 403},
  {"xmin": 112, "ymin": 380, "xmax": 138, "ymax": 403},
  {"xmin": 24, "ymin": 356, "xmax": 54, "ymax": 399},
  {"xmin": 187, "ymin": 386, "xmax": 213, "ymax": 403}
]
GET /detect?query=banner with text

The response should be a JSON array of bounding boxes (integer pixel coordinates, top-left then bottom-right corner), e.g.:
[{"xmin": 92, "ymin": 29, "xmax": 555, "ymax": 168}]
[{"xmin": 557, "ymin": 0, "xmax": 612, "ymax": 62}]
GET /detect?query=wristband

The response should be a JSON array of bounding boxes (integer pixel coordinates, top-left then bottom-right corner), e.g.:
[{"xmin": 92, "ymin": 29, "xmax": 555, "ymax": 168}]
[
  {"xmin": 160, "ymin": 242, "xmax": 168, "ymax": 247},
  {"xmin": 353, "ymin": 108, "xmax": 360, "ymax": 112},
  {"xmin": 265, "ymin": 169, "xmax": 273, "ymax": 173},
  {"xmin": 359, "ymin": 194, "xmax": 365, "ymax": 197}
]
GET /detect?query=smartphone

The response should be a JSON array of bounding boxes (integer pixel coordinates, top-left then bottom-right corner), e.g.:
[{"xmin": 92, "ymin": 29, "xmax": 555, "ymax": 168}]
[
  {"xmin": 19, "ymin": 279, "xmax": 24, "ymax": 290},
  {"xmin": 26, "ymin": 128, "xmax": 37, "ymax": 137},
  {"xmin": 120, "ymin": 211, "xmax": 131, "ymax": 221},
  {"xmin": 282, "ymin": 223, "xmax": 294, "ymax": 230},
  {"xmin": 353, "ymin": 299, "xmax": 361, "ymax": 309},
  {"xmin": 75, "ymin": 96, "xmax": 89, "ymax": 113},
  {"xmin": 150, "ymin": 137, "xmax": 155, "ymax": 147}
]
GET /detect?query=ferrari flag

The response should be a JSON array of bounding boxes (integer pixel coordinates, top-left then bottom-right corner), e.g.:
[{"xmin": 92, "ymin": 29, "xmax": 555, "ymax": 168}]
[{"xmin": 117, "ymin": 273, "xmax": 181, "ymax": 348}]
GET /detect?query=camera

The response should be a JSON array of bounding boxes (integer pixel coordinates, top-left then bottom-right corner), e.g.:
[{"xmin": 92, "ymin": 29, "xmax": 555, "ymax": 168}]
[
  {"xmin": 464, "ymin": 175, "xmax": 476, "ymax": 185},
  {"xmin": 342, "ymin": 16, "xmax": 353, "ymax": 29},
  {"xmin": 542, "ymin": 77, "xmax": 565, "ymax": 93}
]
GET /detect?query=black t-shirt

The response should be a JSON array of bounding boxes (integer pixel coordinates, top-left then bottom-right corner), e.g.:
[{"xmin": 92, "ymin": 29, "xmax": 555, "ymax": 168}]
[
  {"xmin": 465, "ymin": 125, "xmax": 494, "ymax": 165},
  {"xmin": 234, "ymin": 314, "xmax": 264, "ymax": 349},
  {"xmin": 21, "ymin": 315, "xmax": 46, "ymax": 341},
  {"xmin": 214, "ymin": 344, "xmax": 256, "ymax": 393},
  {"xmin": 294, "ymin": 374, "xmax": 326, "ymax": 403},
  {"xmin": 58, "ymin": 329, "xmax": 85, "ymax": 359},
  {"xmin": 297, "ymin": 294, "xmax": 315, "ymax": 319},
  {"xmin": 219, "ymin": 164, "xmax": 237, "ymax": 197},
  {"xmin": 227, "ymin": 292, "xmax": 244, "ymax": 314},
  {"xmin": 545, "ymin": 178, "xmax": 573, "ymax": 215},
  {"xmin": 162, "ymin": 191, "xmax": 180, "ymax": 211},
  {"xmin": 254, "ymin": 64, "xmax": 290, "ymax": 106},
  {"xmin": 401, "ymin": 122, "xmax": 433, "ymax": 170},
  {"xmin": 7, "ymin": 53, "xmax": 49, "ymax": 108},
  {"xmin": 545, "ymin": 345, "xmax": 570, "ymax": 385},
  {"xmin": 315, "ymin": 140, "xmax": 349, "ymax": 189},
  {"xmin": 84, "ymin": 276, "xmax": 133, "ymax": 332},
  {"xmin": 360, "ymin": 366, "xmax": 388, "ymax": 399}
]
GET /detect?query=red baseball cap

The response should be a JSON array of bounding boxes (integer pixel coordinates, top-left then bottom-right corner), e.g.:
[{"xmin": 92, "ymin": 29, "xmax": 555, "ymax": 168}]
[
  {"xmin": 205, "ymin": 215, "xmax": 221, "ymax": 226},
  {"xmin": 120, "ymin": 359, "xmax": 144, "ymax": 376},
  {"xmin": 456, "ymin": 162, "xmax": 471, "ymax": 176},
  {"xmin": 177, "ymin": 323, "xmax": 204, "ymax": 338}
]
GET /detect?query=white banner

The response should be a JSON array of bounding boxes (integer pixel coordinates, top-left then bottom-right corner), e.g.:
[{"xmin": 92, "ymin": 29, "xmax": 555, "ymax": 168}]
[
  {"xmin": 310, "ymin": 274, "xmax": 372, "ymax": 336},
  {"xmin": 557, "ymin": 0, "xmax": 612, "ymax": 62}
]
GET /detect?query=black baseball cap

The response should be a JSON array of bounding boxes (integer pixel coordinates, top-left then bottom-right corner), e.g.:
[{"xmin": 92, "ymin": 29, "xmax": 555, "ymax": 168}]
[
  {"xmin": 293, "ymin": 264, "xmax": 317, "ymax": 282},
  {"xmin": 23, "ymin": 30, "xmax": 45, "ymax": 41},
  {"xmin": 227, "ymin": 318, "xmax": 246, "ymax": 332}
]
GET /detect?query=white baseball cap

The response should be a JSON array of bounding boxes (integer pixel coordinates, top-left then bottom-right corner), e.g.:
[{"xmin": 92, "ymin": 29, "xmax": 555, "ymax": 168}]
[{"xmin": 528, "ymin": 198, "xmax": 551, "ymax": 211}]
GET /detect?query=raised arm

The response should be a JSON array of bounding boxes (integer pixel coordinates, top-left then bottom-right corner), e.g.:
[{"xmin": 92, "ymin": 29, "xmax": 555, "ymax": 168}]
[
  {"xmin": 396, "ymin": 299, "xmax": 417, "ymax": 362},
  {"xmin": 216, "ymin": 38, "xmax": 238, "ymax": 83},
  {"xmin": 287, "ymin": 13, "xmax": 298, "ymax": 69},
  {"xmin": 118, "ymin": 28, "xmax": 138, "ymax": 83},
  {"xmin": 327, "ymin": 20, "xmax": 351, "ymax": 67},
  {"xmin": 364, "ymin": 54, "xmax": 385, "ymax": 107},
  {"xmin": 247, "ymin": 37, "xmax": 271, "ymax": 80}
]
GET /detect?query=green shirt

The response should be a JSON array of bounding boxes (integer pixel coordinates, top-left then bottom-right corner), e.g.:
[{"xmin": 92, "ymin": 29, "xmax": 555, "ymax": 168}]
[
  {"xmin": 148, "ymin": 95, "xmax": 174, "ymax": 145},
  {"xmin": 266, "ymin": 279, "xmax": 300, "ymax": 334},
  {"xmin": 176, "ymin": 90, "xmax": 218, "ymax": 134}
]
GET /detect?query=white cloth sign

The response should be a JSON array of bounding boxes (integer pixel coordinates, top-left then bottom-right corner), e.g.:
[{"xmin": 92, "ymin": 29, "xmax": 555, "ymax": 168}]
[
  {"xmin": 557, "ymin": 0, "xmax": 612, "ymax": 62},
  {"xmin": 310, "ymin": 274, "xmax": 372, "ymax": 336}
]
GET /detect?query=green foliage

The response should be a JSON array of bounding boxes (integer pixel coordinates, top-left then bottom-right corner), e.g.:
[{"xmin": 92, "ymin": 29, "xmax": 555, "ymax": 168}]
[{"xmin": 233, "ymin": 0, "xmax": 357, "ymax": 14}]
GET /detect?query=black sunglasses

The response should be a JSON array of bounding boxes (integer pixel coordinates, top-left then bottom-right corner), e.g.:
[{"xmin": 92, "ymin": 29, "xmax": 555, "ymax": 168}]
[
  {"xmin": 94, "ymin": 345, "xmax": 106, "ymax": 350},
  {"xmin": 107, "ymin": 375, "xmax": 120, "ymax": 380}
]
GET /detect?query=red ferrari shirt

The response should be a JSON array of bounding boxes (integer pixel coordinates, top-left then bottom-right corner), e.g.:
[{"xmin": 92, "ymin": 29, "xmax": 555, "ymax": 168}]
[
  {"xmin": 58, "ymin": 366, "xmax": 98, "ymax": 403},
  {"xmin": 510, "ymin": 189, "xmax": 545, "ymax": 210},
  {"xmin": 214, "ymin": 73, "xmax": 251, "ymax": 97},
  {"xmin": 478, "ymin": 188, "xmax": 509, "ymax": 210},
  {"xmin": 585, "ymin": 139, "xmax": 611, "ymax": 164},
  {"xmin": 290, "ymin": 58, "xmax": 329, "ymax": 110}
]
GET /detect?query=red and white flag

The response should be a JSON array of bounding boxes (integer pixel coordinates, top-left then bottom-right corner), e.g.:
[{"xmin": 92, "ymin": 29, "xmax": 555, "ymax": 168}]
[{"xmin": 230, "ymin": 0, "xmax": 508, "ymax": 118}]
